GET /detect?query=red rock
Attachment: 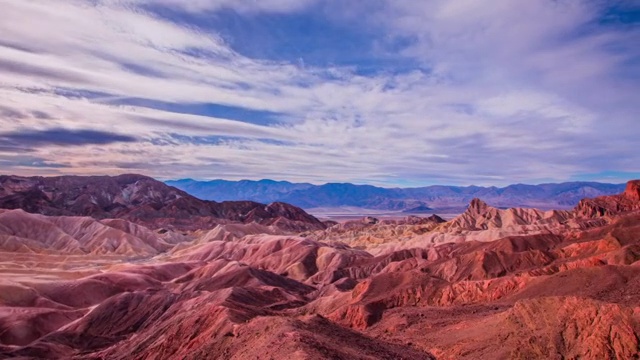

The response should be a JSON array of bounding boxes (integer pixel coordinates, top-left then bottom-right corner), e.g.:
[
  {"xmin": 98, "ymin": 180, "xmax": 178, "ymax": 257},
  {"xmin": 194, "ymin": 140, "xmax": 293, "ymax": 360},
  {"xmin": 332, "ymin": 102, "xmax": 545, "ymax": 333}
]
[
  {"xmin": 574, "ymin": 180, "xmax": 640, "ymax": 218},
  {"xmin": 624, "ymin": 180, "xmax": 640, "ymax": 201}
]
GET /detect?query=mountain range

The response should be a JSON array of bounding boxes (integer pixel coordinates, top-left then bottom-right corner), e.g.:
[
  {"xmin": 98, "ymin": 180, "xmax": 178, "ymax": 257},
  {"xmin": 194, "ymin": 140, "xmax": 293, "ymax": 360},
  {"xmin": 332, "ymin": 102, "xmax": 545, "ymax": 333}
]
[{"xmin": 166, "ymin": 179, "xmax": 626, "ymax": 212}]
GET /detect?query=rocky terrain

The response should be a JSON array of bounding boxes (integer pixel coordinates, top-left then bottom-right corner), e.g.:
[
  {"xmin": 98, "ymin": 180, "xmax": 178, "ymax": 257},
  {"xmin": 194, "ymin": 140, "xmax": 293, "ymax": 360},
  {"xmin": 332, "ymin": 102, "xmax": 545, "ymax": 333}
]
[{"xmin": 0, "ymin": 176, "xmax": 639, "ymax": 359}]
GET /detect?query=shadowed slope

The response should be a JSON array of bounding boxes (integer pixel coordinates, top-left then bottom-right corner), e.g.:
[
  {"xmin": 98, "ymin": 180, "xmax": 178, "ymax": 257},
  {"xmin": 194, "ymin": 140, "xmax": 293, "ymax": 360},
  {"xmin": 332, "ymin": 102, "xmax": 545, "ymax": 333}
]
[{"xmin": 0, "ymin": 175, "xmax": 326, "ymax": 232}]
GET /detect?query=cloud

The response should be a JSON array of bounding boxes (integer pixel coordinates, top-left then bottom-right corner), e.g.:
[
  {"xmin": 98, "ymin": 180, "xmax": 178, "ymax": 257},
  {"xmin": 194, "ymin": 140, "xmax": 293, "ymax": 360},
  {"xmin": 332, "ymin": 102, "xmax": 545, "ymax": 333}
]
[
  {"xmin": 0, "ymin": 106, "xmax": 27, "ymax": 120},
  {"xmin": 111, "ymin": 98, "xmax": 286, "ymax": 126},
  {"xmin": 30, "ymin": 110, "xmax": 53, "ymax": 119},
  {"xmin": 0, "ymin": 58, "xmax": 89, "ymax": 83},
  {"xmin": 0, "ymin": 155, "xmax": 70, "ymax": 169},
  {"xmin": 123, "ymin": 0, "xmax": 319, "ymax": 14},
  {"xmin": 0, "ymin": 128, "xmax": 137, "ymax": 147},
  {"xmin": 0, "ymin": 0, "xmax": 638, "ymax": 185}
]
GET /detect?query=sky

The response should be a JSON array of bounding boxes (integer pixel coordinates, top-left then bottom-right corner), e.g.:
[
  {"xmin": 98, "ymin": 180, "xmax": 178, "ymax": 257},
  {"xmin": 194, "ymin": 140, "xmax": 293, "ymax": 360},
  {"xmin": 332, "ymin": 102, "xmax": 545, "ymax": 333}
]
[{"xmin": 0, "ymin": 0, "xmax": 639, "ymax": 187}]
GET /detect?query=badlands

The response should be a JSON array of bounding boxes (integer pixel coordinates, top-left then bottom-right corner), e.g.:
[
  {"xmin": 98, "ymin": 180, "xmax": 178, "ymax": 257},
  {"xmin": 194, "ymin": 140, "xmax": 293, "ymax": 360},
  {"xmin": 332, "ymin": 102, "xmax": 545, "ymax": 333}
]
[{"xmin": 0, "ymin": 175, "xmax": 639, "ymax": 359}]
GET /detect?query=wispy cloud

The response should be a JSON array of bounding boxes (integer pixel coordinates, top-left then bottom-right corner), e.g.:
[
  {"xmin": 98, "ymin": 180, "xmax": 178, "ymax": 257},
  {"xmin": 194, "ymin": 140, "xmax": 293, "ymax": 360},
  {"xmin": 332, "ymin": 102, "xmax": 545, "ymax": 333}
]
[
  {"xmin": 0, "ymin": 128, "xmax": 137, "ymax": 146},
  {"xmin": 129, "ymin": 0, "xmax": 319, "ymax": 14},
  {"xmin": 0, "ymin": 0, "xmax": 638, "ymax": 185}
]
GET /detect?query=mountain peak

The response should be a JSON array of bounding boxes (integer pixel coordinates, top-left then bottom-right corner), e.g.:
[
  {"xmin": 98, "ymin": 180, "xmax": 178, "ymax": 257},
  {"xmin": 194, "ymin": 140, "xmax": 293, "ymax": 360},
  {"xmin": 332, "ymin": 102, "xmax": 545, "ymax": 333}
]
[{"xmin": 468, "ymin": 198, "xmax": 490, "ymax": 213}]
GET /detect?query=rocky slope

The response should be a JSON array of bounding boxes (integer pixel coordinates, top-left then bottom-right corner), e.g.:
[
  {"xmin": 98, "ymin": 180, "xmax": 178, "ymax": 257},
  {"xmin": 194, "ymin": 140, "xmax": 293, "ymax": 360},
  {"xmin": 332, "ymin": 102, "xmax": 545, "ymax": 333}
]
[
  {"xmin": 0, "ymin": 175, "xmax": 325, "ymax": 232},
  {"xmin": 308, "ymin": 215, "xmax": 446, "ymax": 249},
  {"xmin": 0, "ymin": 209, "xmax": 187, "ymax": 255}
]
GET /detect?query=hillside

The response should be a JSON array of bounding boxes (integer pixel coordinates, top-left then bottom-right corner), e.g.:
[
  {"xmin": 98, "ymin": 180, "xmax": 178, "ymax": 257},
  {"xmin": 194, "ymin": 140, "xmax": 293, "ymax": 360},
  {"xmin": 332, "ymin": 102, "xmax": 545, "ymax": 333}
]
[{"xmin": 0, "ymin": 175, "xmax": 325, "ymax": 232}]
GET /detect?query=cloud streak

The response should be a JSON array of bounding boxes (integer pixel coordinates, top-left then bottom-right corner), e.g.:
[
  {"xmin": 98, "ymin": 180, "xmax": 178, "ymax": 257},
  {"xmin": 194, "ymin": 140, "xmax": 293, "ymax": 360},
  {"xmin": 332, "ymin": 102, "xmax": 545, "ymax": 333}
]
[
  {"xmin": 0, "ymin": 128, "xmax": 138, "ymax": 147},
  {"xmin": 0, "ymin": 0, "xmax": 638, "ymax": 185}
]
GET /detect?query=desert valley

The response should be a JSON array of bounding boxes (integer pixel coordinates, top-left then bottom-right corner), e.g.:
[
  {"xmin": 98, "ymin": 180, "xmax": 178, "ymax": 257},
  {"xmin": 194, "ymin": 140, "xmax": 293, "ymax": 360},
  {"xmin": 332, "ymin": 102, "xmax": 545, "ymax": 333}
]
[{"xmin": 0, "ymin": 174, "xmax": 638, "ymax": 359}]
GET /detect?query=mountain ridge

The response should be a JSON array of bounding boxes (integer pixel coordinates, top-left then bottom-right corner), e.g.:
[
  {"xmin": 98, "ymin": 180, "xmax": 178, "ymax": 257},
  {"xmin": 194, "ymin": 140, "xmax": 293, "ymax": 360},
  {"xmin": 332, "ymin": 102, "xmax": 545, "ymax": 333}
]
[
  {"xmin": 0, "ymin": 174, "xmax": 326, "ymax": 232},
  {"xmin": 166, "ymin": 178, "xmax": 626, "ymax": 211}
]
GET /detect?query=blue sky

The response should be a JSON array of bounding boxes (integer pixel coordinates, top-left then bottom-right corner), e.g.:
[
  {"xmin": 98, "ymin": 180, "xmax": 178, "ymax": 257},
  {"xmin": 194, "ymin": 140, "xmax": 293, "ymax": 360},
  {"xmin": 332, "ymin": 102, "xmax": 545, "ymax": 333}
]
[{"xmin": 0, "ymin": 0, "xmax": 638, "ymax": 186}]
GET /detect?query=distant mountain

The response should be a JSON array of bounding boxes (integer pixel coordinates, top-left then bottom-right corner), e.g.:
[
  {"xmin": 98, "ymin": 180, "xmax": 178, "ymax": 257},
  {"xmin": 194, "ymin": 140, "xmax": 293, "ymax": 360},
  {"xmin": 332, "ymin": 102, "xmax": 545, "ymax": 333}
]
[
  {"xmin": 166, "ymin": 179, "xmax": 314, "ymax": 204},
  {"xmin": 166, "ymin": 179, "xmax": 626, "ymax": 211},
  {"xmin": 0, "ymin": 174, "xmax": 325, "ymax": 231}
]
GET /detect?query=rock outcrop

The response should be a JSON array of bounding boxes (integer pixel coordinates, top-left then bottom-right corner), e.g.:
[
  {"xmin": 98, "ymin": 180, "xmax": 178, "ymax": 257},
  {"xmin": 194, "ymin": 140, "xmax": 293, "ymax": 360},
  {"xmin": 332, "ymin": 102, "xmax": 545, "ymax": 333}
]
[
  {"xmin": 574, "ymin": 180, "xmax": 640, "ymax": 218},
  {"xmin": 442, "ymin": 198, "xmax": 573, "ymax": 231},
  {"xmin": 624, "ymin": 180, "xmax": 640, "ymax": 201}
]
